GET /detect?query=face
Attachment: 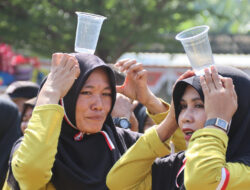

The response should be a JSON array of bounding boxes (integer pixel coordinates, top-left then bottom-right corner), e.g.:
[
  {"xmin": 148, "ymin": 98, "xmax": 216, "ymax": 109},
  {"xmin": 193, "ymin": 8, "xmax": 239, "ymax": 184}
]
[
  {"xmin": 20, "ymin": 106, "xmax": 33, "ymax": 134},
  {"xmin": 178, "ymin": 85, "xmax": 206, "ymax": 143},
  {"xmin": 75, "ymin": 68, "xmax": 112, "ymax": 134}
]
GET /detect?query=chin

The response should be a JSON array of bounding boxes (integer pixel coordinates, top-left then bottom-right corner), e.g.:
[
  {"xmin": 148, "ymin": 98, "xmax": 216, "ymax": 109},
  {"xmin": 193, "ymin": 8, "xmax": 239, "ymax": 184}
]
[{"xmin": 79, "ymin": 125, "xmax": 103, "ymax": 134}]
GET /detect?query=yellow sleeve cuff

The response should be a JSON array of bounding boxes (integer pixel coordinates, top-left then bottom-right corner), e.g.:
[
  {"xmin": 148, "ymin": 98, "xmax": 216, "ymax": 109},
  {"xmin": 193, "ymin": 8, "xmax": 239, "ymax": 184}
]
[
  {"xmin": 146, "ymin": 99, "xmax": 170, "ymax": 124},
  {"xmin": 190, "ymin": 128, "xmax": 228, "ymax": 147},
  {"xmin": 34, "ymin": 104, "xmax": 64, "ymax": 114}
]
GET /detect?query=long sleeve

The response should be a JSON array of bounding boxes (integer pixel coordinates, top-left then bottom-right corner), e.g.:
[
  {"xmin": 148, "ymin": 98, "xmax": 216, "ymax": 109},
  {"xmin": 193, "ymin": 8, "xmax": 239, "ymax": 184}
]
[
  {"xmin": 147, "ymin": 99, "xmax": 186, "ymax": 152},
  {"xmin": 185, "ymin": 128, "xmax": 250, "ymax": 190},
  {"xmin": 11, "ymin": 104, "xmax": 64, "ymax": 190},
  {"xmin": 106, "ymin": 127, "xmax": 171, "ymax": 190}
]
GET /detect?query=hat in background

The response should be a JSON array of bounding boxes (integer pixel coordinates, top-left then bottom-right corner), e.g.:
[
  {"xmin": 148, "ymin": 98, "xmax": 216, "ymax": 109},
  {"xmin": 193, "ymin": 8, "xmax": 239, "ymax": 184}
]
[{"xmin": 6, "ymin": 81, "xmax": 39, "ymax": 99}]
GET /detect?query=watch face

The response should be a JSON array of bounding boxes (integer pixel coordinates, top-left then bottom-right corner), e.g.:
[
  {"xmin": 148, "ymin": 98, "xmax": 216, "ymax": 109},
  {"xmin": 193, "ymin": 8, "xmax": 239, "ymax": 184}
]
[
  {"xmin": 217, "ymin": 119, "xmax": 227, "ymax": 130},
  {"xmin": 120, "ymin": 119, "xmax": 130, "ymax": 129}
]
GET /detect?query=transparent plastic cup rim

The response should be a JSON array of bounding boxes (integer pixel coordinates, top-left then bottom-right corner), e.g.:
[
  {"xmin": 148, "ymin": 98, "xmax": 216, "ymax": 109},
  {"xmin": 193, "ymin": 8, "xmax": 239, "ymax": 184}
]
[
  {"xmin": 75, "ymin": 11, "xmax": 107, "ymax": 20},
  {"xmin": 175, "ymin": 25, "xmax": 209, "ymax": 42}
]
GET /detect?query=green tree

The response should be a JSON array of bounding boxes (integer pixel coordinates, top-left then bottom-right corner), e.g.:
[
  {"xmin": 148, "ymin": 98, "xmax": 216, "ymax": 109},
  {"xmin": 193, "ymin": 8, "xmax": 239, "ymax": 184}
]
[
  {"xmin": 0, "ymin": 0, "xmax": 248, "ymax": 62},
  {"xmin": 0, "ymin": 0, "xmax": 200, "ymax": 62}
]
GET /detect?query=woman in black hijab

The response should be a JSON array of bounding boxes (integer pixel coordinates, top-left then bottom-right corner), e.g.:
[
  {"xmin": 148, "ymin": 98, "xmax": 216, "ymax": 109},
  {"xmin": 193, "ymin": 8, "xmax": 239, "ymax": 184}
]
[
  {"xmin": 107, "ymin": 65, "xmax": 250, "ymax": 189},
  {"xmin": 3, "ymin": 53, "xmax": 140, "ymax": 190},
  {"xmin": 0, "ymin": 97, "xmax": 20, "ymax": 189}
]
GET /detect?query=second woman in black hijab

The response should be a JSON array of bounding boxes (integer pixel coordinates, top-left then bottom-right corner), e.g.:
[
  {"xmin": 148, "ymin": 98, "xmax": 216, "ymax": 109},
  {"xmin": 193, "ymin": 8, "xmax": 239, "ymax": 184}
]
[
  {"xmin": 107, "ymin": 65, "xmax": 250, "ymax": 189},
  {"xmin": 3, "ymin": 53, "xmax": 140, "ymax": 190}
]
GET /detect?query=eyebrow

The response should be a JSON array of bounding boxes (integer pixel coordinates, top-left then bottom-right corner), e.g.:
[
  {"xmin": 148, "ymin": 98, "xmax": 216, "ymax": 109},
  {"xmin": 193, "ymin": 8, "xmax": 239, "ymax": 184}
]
[
  {"xmin": 180, "ymin": 97, "xmax": 202, "ymax": 102},
  {"xmin": 82, "ymin": 85, "xmax": 111, "ymax": 90}
]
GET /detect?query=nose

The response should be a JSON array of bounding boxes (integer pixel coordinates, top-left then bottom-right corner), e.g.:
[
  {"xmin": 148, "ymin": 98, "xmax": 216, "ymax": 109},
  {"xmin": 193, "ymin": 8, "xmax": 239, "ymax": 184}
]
[
  {"xmin": 180, "ymin": 108, "xmax": 194, "ymax": 124},
  {"xmin": 91, "ymin": 95, "xmax": 103, "ymax": 111}
]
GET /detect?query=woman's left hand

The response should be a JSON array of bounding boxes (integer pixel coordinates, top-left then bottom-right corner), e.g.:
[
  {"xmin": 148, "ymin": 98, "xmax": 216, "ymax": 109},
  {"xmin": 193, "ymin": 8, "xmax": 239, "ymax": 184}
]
[{"xmin": 200, "ymin": 66, "xmax": 238, "ymax": 123}]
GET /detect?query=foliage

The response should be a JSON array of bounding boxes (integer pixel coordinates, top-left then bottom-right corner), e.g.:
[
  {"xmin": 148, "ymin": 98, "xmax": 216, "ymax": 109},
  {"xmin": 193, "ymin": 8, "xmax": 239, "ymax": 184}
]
[{"xmin": 0, "ymin": 0, "xmax": 248, "ymax": 62}]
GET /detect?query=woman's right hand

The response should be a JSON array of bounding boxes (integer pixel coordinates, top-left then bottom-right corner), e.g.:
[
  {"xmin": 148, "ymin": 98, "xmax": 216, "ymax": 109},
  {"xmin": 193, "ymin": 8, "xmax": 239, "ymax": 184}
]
[
  {"xmin": 36, "ymin": 53, "xmax": 80, "ymax": 106},
  {"xmin": 200, "ymin": 66, "xmax": 237, "ymax": 123}
]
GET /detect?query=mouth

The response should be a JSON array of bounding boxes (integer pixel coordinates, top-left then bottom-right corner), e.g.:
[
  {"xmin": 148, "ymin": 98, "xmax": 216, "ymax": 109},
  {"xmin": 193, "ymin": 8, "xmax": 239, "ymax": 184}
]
[
  {"xmin": 87, "ymin": 116, "xmax": 105, "ymax": 121},
  {"xmin": 182, "ymin": 128, "xmax": 195, "ymax": 141}
]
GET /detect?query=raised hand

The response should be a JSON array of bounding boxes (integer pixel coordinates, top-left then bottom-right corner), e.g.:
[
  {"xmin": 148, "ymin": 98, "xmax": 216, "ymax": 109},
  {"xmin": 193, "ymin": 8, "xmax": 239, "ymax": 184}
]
[
  {"xmin": 111, "ymin": 93, "xmax": 135, "ymax": 120},
  {"xmin": 36, "ymin": 53, "xmax": 80, "ymax": 106},
  {"xmin": 115, "ymin": 59, "xmax": 151, "ymax": 105},
  {"xmin": 200, "ymin": 66, "xmax": 238, "ymax": 123},
  {"xmin": 111, "ymin": 93, "xmax": 139, "ymax": 131},
  {"xmin": 115, "ymin": 59, "xmax": 169, "ymax": 114}
]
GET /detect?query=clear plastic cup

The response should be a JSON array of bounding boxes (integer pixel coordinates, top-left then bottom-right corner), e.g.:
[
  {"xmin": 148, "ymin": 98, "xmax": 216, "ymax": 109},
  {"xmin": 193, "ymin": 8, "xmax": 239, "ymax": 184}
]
[
  {"xmin": 175, "ymin": 25, "xmax": 214, "ymax": 75},
  {"xmin": 74, "ymin": 12, "xmax": 106, "ymax": 54}
]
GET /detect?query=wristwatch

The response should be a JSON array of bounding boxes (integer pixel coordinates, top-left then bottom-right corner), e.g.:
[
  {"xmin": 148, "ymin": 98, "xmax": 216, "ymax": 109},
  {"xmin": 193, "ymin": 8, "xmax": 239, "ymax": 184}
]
[
  {"xmin": 113, "ymin": 117, "xmax": 131, "ymax": 129},
  {"xmin": 204, "ymin": 118, "xmax": 230, "ymax": 133}
]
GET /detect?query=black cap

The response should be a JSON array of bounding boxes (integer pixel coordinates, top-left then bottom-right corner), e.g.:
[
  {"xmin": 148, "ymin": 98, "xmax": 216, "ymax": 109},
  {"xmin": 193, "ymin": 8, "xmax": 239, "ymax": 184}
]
[{"xmin": 6, "ymin": 81, "xmax": 39, "ymax": 99}]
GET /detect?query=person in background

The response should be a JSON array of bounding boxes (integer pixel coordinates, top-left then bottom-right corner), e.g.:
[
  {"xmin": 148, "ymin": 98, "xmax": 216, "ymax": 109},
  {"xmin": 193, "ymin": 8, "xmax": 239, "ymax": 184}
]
[
  {"xmin": 111, "ymin": 92, "xmax": 139, "ymax": 131},
  {"xmin": 3, "ymin": 53, "xmax": 141, "ymax": 190},
  {"xmin": 108, "ymin": 64, "xmax": 139, "ymax": 132},
  {"xmin": 0, "ymin": 96, "xmax": 21, "ymax": 189},
  {"xmin": 5, "ymin": 81, "xmax": 39, "ymax": 113},
  {"xmin": 20, "ymin": 97, "xmax": 36, "ymax": 134},
  {"xmin": 134, "ymin": 103, "xmax": 155, "ymax": 133},
  {"xmin": 113, "ymin": 59, "xmax": 186, "ymax": 152},
  {"xmin": 109, "ymin": 62, "xmax": 185, "ymax": 153},
  {"xmin": 107, "ymin": 65, "xmax": 250, "ymax": 189}
]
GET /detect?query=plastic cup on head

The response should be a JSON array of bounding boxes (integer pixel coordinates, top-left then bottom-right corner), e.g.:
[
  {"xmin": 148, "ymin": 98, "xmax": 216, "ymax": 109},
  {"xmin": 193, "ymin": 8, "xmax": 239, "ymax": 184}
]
[
  {"xmin": 74, "ymin": 12, "xmax": 106, "ymax": 54},
  {"xmin": 176, "ymin": 25, "xmax": 214, "ymax": 75}
]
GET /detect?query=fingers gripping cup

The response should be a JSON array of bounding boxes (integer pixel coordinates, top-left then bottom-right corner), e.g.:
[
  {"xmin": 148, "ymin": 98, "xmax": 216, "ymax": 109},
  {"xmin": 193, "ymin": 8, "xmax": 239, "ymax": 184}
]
[
  {"xmin": 176, "ymin": 25, "xmax": 214, "ymax": 76},
  {"xmin": 75, "ymin": 12, "xmax": 106, "ymax": 54}
]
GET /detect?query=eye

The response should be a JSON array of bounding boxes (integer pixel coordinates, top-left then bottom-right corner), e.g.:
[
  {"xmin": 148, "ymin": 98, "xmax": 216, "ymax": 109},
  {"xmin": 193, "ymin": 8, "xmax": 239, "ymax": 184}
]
[
  {"xmin": 102, "ymin": 92, "xmax": 112, "ymax": 96},
  {"xmin": 179, "ymin": 103, "xmax": 187, "ymax": 111},
  {"xmin": 80, "ymin": 91, "xmax": 91, "ymax": 95},
  {"xmin": 195, "ymin": 102, "xmax": 204, "ymax": 108}
]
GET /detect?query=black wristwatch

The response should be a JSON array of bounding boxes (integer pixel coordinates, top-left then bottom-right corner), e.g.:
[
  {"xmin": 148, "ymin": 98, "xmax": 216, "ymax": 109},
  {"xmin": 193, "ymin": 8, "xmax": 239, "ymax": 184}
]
[{"xmin": 113, "ymin": 117, "xmax": 131, "ymax": 129}]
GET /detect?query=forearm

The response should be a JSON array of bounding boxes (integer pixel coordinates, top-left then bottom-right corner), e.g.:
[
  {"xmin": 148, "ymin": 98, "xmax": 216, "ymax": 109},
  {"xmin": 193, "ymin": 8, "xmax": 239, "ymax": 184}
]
[
  {"xmin": 12, "ymin": 105, "xmax": 64, "ymax": 189},
  {"xmin": 185, "ymin": 127, "xmax": 250, "ymax": 189},
  {"xmin": 107, "ymin": 127, "xmax": 171, "ymax": 190},
  {"xmin": 36, "ymin": 84, "xmax": 61, "ymax": 106},
  {"xmin": 147, "ymin": 99, "xmax": 170, "ymax": 124},
  {"xmin": 144, "ymin": 93, "xmax": 169, "ymax": 115},
  {"xmin": 185, "ymin": 128, "xmax": 229, "ymax": 189},
  {"xmin": 147, "ymin": 100, "xmax": 186, "ymax": 152}
]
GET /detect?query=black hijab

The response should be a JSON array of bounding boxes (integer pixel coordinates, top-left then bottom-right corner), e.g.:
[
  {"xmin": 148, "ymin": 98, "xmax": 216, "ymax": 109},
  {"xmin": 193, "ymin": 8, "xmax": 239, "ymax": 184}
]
[
  {"xmin": 173, "ymin": 65, "xmax": 250, "ymax": 166},
  {"xmin": 51, "ymin": 53, "xmax": 127, "ymax": 190},
  {"xmin": 0, "ymin": 96, "xmax": 21, "ymax": 189}
]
